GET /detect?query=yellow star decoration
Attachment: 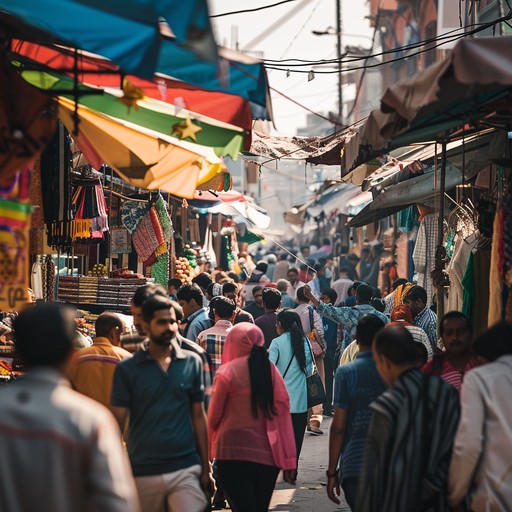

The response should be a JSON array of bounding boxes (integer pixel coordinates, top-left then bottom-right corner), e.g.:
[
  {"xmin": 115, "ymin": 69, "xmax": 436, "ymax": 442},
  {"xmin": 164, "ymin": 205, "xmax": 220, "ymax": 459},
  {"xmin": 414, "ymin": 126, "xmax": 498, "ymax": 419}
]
[
  {"xmin": 118, "ymin": 79, "xmax": 145, "ymax": 112},
  {"xmin": 172, "ymin": 117, "xmax": 202, "ymax": 142}
]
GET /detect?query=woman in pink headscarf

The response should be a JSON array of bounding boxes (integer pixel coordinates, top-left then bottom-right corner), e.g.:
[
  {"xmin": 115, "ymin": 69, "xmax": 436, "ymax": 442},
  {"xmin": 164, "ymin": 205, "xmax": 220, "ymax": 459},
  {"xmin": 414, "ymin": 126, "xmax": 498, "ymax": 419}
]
[{"xmin": 208, "ymin": 323, "xmax": 297, "ymax": 512}]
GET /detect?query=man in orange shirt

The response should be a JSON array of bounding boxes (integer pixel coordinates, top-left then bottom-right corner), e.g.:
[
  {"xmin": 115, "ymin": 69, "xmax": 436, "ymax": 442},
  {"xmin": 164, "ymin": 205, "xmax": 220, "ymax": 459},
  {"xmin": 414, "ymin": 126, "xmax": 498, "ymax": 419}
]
[{"xmin": 68, "ymin": 312, "xmax": 132, "ymax": 410}]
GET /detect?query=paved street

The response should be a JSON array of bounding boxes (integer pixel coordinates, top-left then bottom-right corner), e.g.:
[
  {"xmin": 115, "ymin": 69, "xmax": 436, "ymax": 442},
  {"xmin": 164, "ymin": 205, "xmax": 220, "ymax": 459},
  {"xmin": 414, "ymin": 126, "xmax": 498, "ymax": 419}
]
[{"xmin": 218, "ymin": 417, "xmax": 350, "ymax": 511}]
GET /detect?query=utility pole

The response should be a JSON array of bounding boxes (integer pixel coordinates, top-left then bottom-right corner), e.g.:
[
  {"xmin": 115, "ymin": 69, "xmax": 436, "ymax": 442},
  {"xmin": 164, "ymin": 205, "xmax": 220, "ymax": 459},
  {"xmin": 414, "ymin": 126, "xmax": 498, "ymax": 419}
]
[{"xmin": 336, "ymin": 0, "xmax": 343, "ymax": 128}]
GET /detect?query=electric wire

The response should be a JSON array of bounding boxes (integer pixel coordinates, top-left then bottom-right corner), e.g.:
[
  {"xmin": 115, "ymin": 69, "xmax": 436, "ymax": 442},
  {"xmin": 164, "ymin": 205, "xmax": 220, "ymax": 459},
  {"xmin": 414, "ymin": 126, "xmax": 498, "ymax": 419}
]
[{"xmin": 210, "ymin": 0, "xmax": 300, "ymax": 18}]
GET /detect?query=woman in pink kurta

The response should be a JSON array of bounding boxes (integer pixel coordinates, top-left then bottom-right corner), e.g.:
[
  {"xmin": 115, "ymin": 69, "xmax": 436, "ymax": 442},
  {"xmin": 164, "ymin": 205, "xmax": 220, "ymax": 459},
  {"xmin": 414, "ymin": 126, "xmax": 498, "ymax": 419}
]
[{"xmin": 208, "ymin": 323, "xmax": 297, "ymax": 512}]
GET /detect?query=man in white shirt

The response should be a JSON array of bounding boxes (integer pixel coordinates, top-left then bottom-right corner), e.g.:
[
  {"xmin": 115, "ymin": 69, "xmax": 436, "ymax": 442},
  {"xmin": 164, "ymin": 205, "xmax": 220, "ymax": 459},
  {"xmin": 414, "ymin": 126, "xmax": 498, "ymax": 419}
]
[{"xmin": 449, "ymin": 322, "xmax": 512, "ymax": 512}]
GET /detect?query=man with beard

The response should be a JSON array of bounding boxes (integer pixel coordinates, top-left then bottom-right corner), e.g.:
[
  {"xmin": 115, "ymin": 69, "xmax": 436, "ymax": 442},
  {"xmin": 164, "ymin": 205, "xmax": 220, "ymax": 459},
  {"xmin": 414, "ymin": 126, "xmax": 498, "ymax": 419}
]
[{"xmin": 111, "ymin": 296, "xmax": 212, "ymax": 512}]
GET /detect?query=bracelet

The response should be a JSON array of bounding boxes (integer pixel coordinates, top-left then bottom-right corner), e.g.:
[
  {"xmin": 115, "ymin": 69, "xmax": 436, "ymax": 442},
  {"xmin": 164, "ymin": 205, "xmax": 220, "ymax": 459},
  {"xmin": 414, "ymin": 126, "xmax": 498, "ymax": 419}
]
[{"xmin": 326, "ymin": 470, "xmax": 338, "ymax": 478}]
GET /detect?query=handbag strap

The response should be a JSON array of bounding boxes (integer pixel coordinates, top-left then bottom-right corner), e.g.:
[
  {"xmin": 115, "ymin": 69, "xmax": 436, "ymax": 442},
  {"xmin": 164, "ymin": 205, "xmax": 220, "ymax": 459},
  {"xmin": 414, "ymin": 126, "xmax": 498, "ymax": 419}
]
[
  {"xmin": 282, "ymin": 352, "xmax": 295, "ymax": 379},
  {"xmin": 304, "ymin": 337, "xmax": 317, "ymax": 377},
  {"xmin": 308, "ymin": 305, "xmax": 315, "ymax": 332}
]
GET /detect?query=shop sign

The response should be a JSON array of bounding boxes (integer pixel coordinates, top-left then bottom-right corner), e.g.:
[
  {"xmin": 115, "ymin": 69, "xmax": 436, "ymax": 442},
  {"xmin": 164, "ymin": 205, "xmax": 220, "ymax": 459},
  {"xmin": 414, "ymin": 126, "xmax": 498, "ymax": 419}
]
[{"xmin": 110, "ymin": 227, "xmax": 131, "ymax": 254}]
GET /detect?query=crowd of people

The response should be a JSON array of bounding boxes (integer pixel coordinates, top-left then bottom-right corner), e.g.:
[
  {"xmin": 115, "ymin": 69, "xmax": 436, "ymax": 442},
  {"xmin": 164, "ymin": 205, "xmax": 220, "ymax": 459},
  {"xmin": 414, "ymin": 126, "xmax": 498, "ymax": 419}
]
[{"xmin": 1, "ymin": 242, "xmax": 511, "ymax": 512}]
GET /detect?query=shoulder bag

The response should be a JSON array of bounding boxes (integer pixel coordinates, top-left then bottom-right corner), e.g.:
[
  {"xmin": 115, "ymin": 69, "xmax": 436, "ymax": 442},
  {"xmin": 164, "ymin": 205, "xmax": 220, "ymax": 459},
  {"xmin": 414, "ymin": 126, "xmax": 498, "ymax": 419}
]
[
  {"xmin": 305, "ymin": 340, "xmax": 326, "ymax": 408},
  {"xmin": 306, "ymin": 306, "xmax": 325, "ymax": 357}
]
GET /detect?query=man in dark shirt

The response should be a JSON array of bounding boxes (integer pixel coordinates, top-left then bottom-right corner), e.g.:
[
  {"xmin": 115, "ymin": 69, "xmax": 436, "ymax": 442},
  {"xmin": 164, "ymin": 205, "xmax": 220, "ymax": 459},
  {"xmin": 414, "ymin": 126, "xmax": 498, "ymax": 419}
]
[
  {"xmin": 255, "ymin": 287, "xmax": 282, "ymax": 348},
  {"xmin": 243, "ymin": 285, "xmax": 265, "ymax": 320},
  {"xmin": 111, "ymin": 296, "xmax": 211, "ymax": 512}
]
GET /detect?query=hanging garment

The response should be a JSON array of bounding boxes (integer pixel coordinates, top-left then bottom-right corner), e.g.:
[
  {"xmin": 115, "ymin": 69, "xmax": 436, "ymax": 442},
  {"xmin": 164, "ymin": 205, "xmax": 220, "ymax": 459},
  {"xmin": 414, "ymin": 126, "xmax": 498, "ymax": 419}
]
[
  {"xmin": 488, "ymin": 208, "xmax": 505, "ymax": 326},
  {"xmin": 31, "ymin": 256, "xmax": 44, "ymax": 300},
  {"xmin": 412, "ymin": 213, "xmax": 438, "ymax": 306}
]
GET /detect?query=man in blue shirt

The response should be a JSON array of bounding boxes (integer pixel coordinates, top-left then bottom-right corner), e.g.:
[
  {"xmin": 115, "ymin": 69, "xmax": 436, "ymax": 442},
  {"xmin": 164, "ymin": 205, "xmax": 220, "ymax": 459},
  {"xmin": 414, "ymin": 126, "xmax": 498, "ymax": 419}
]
[
  {"xmin": 304, "ymin": 283, "xmax": 389, "ymax": 353},
  {"xmin": 111, "ymin": 295, "xmax": 211, "ymax": 512},
  {"xmin": 177, "ymin": 283, "xmax": 211, "ymax": 342},
  {"xmin": 325, "ymin": 314, "xmax": 387, "ymax": 509}
]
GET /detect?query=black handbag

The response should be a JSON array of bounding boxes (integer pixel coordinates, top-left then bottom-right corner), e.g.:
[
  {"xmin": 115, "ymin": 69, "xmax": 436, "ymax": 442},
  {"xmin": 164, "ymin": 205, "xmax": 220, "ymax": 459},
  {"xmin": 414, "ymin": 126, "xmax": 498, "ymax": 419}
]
[{"xmin": 306, "ymin": 342, "xmax": 325, "ymax": 408}]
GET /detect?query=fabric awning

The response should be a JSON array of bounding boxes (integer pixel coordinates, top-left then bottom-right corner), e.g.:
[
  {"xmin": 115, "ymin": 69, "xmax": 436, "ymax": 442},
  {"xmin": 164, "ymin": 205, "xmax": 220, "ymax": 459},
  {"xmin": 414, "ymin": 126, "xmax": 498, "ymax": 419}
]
[
  {"xmin": 19, "ymin": 66, "xmax": 246, "ymax": 159},
  {"xmin": 12, "ymin": 41, "xmax": 254, "ymax": 133},
  {"xmin": 57, "ymin": 97, "xmax": 223, "ymax": 198},
  {"xmin": 249, "ymin": 121, "xmax": 363, "ymax": 165},
  {"xmin": 0, "ymin": 0, "xmax": 217, "ymax": 78},
  {"xmin": 351, "ymin": 36, "xmax": 512, "ymax": 170}
]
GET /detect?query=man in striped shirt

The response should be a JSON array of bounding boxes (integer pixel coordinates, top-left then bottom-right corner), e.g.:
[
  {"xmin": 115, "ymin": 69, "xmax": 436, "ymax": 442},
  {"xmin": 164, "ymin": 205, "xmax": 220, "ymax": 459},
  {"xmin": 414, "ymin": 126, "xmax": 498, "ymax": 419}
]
[
  {"xmin": 358, "ymin": 326, "xmax": 460, "ymax": 512},
  {"xmin": 403, "ymin": 285, "xmax": 438, "ymax": 351},
  {"xmin": 196, "ymin": 296, "xmax": 236, "ymax": 376},
  {"xmin": 422, "ymin": 311, "xmax": 478, "ymax": 393},
  {"xmin": 68, "ymin": 312, "xmax": 132, "ymax": 411}
]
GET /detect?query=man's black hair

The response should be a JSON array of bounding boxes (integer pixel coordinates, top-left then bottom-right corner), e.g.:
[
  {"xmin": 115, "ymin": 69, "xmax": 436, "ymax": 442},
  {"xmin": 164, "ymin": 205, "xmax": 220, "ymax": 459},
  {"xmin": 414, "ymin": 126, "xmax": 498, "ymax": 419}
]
[
  {"xmin": 404, "ymin": 285, "xmax": 427, "ymax": 304},
  {"xmin": 356, "ymin": 284, "xmax": 373, "ymax": 303},
  {"xmin": 472, "ymin": 321, "xmax": 512, "ymax": 361},
  {"xmin": 439, "ymin": 311, "xmax": 472, "ymax": 336},
  {"xmin": 222, "ymin": 282, "xmax": 238, "ymax": 295},
  {"xmin": 356, "ymin": 314, "xmax": 386, "ymax": 347},
  {"xmin": 176, "ymin": 283, "xmax": 204, "ymax": 306},
  {"xmin": 262, "ymin": 287, "xmax": 282, "ymax": 310},
  {"xmin": 371, "ymin": 298, "xmax": 385, "ymax": 313},
  {"xmin": 167, "ymin": 278, "xmax": 183, "ymax": 289},
  {"xmin": 320, "ymin": 288, "xmax": 338, "ymax": 305},
  {"xmin": 210, "ymin": 296, "xmax": 236, "ymax": 319},
  {"xmin": 192, "ymin": 272, "xmax": 213, "ymax": 290},
  {"xmin": 252, "ymin": 285, "xmax": 263, "ymax": 296},
  {"xmin": 296, "ymin": 286, "xmax": 308, "ymax": 303},
  {"xmin": 374, "ymin": 326, "xmax": 416, "ymax": 365},
  {"xmin": 287, "ymin": 267, "xmax": 298, "ymax": 275},
  {"xmin": 132, "ymin": 283, "xmax": 167, "ymax": 307},
  {"xmin": 14, "ymin": 303, "xmax": 76, "ymax": 367},
  {"xmin": 392, "ymin": 278, "xmax": 408, "ymax": 290}
]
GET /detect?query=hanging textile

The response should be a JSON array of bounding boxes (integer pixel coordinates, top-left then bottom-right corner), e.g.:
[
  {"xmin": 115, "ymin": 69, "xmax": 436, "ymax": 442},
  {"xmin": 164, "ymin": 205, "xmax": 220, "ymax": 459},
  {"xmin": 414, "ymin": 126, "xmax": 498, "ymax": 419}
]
[
  {"xmin": 40, "ymin": 123, "xmax": 73, "ymax": 248},
  {"xmin": 151, "ymin": 195, "xmax": 172, "ymax": 286},
  {"xmin": 70, "ymin": 181, "xmax": 109, "ymax": 240},
  {"xmin": 412, "ymin": 213, "xmax": 438, "ymax": 306},
  {"xmin": 488, "ymin": 208, "xmax": 504, "ymax": 326}
]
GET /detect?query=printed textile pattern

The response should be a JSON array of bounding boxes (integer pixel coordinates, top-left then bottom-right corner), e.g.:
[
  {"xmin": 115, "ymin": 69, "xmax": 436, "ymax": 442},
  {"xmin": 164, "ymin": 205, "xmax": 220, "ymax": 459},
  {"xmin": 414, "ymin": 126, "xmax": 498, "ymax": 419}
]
[{"xmin": 120, "ymin": 200, "xmax": 150, "ymax": 234}]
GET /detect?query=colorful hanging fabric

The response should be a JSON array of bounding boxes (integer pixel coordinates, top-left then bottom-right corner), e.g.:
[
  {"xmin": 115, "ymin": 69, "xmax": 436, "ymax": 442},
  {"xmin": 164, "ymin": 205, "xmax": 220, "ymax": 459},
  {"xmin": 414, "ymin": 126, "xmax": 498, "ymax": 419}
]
[
  {"xmin": 120, "ymin": 200, "xmax": 150, "ymax": 234},
  {"xmin": 70, "ymin": 181, "xmax": 109, "ymax": 240}
]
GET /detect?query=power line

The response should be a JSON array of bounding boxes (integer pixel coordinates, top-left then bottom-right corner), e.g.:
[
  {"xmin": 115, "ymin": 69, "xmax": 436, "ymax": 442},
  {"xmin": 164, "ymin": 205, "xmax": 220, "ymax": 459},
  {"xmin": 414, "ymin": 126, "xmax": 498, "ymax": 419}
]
[
  {"xmin": 262, "ymin": 12, "xmax": 511, "ymax": 68},
  {"xmin": 210, "ymin": 0, "xmax": 300, "ymax": 18}
]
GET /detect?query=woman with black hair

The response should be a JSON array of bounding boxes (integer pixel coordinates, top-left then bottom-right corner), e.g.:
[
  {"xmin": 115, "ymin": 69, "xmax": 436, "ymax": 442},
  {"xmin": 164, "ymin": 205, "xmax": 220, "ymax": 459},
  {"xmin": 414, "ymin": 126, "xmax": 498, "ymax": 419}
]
[
  {"xmin": 208, "ymin": 323, "xmax": 297, "ymax": 512},
  {"xmin": 269, "ymin": 308, "xmax": 313, "ymax": 463}
]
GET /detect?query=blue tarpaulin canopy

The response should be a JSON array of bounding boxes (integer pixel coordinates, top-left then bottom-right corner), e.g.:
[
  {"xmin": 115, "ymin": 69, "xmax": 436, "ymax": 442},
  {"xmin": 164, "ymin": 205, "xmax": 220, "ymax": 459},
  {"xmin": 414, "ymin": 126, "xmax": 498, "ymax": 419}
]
[{"xmin": 0, "ymin": 0, "xmax": 216, "ymax": 78}]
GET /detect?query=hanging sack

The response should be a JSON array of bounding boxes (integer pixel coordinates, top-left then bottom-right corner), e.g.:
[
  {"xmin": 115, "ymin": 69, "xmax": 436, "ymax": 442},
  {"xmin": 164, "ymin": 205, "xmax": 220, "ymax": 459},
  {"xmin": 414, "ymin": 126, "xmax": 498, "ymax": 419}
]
[{"xmin": 306, "ymin": 306, "xmax": 325, "ymax": 357}]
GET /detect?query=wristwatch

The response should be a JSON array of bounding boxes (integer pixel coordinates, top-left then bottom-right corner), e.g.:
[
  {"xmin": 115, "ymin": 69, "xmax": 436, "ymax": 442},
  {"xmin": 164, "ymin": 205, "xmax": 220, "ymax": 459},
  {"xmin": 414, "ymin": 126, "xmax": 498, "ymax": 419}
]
[{"xmin": 326, "ymin": 470, "xmax": 338, "ymax": 478}]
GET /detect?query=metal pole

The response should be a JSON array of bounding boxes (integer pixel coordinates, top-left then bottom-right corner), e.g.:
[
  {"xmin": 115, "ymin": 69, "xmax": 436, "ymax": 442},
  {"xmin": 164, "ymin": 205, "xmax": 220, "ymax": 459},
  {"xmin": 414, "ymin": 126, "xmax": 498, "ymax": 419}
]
[
  {"xmin": 436, "ymin": 139, "xmax": 447, "ymax": 330},
  {"xmin": 336, "ymin": 0, "xmax": 343, "ymax": 127}
]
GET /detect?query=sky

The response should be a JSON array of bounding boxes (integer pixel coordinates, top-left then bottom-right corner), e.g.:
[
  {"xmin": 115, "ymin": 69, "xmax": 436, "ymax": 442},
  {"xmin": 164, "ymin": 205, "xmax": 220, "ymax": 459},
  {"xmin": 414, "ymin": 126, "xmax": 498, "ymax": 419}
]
[{"xmin": 209, "ymin": 0, "xmax": 374, "ymax": 136}]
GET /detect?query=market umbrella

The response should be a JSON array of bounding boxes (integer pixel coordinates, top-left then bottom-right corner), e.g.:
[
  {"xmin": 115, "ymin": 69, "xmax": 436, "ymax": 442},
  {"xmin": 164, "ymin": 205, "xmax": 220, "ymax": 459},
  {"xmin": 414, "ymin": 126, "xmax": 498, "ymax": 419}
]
[
  {"xmin": 19, "ymin": 66, "xmax": 246, "ymax": 159},
  {"xmin": 11, "ymin": 41, "xmax": 254, "ymax": 134},
  {"xmin": 0, "ymin": 51, "xmax": 56, "ymax": 181},
  {"xmin": 56, "ymin": 97, "xmax": 223, "ymax": 199},
  {"xmin": 0, "ymin": 0, "xmax": 217, "ymax": 78}
]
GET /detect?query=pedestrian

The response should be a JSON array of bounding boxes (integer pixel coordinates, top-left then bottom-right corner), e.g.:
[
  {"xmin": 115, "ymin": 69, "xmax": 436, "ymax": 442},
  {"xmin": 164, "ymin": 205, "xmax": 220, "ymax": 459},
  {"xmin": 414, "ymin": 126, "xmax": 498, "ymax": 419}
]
[
  {"xmin": 222, "ymin": 282, "xmax": 254, "ymax": 324},
  {"xmin": 268, "ymin": 309, "xmax": 313, "ymax": 465},
  {"xmin": 286, "ymin": 267, "xmax": 305, "ymax": 300},
  {"xmin": 176, "ymin": 283, "xmax": 211, "ymax": 342},
  {"xmin": 295, "ymin": 285, "xmax": 326, "ymax": 434},
  {"xmin": 386, "ymin": 304, "xmax": 433, "ymax": 361},
  {"xmin": 197, "ymin": 295, "xmax": 236, "ymax": 376},
  {"xmin": 0, "ymin": 303, "xmax": 139, "ymax": 512},
  {"xmin": 111, "ymin": 296, "xmax": 212, "ymax": 512},
  {"xmin": 304, "ymin": 283, "xmax": 388, "ymax": 354},
  {"xmin": 209, "ymin": 323, "xmax": 297, "ymax": 512},
  {"xmin": 422, "ymin": 311, "xmax": 477, "ymax": 393},
  {"xmin": 326, "ymin": 314, "xmax": 387, "ymax": 509},
  {"xmin": 319, "ymin": 288, "xmax": 341, "ymax": 416},
  {"xmin": 243, "ymin": 285, "xmax": 265, "ymax": 320},
  {"xmin": 67, "ymin": 312, "xmax": 132, "ymax": 411},
  {"xmin": 449, "ymin": 321, "xmax": 512, "ymax": 512},
  {"xmin": 273, "ymin": 253, "xmax": 290, "ymax": 282},
  {"xmin": 357, "ymin": 326, "xmax": 460, "ymax": 512},
  {"xmin": 240, "ymin": 262, "xmax": 271, "ymax": 305},
  {"xmin": 167, "ymin": 278, "xmax": 182, "ymax": 301},
  {"xmin": 403, "ymin": 285, "xmax": 438, "ymax": 351},
  {"xmin": 330, "ymin": 264, "xmax": 354, "ymax": 304},
  {"xmin": 130, "ymin": 283, "xmax": 213, "ymax": 409},
  {"xmin": 255, "ymin": 287, "xmax": 282, "ymax": 348},
  {"xmin": 308, "ymin": 263, "xmax": 331, "ymax": 297},
  {"xmin": 276, "ymin": 278, "xmax": 296, "ymax": 308}
]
